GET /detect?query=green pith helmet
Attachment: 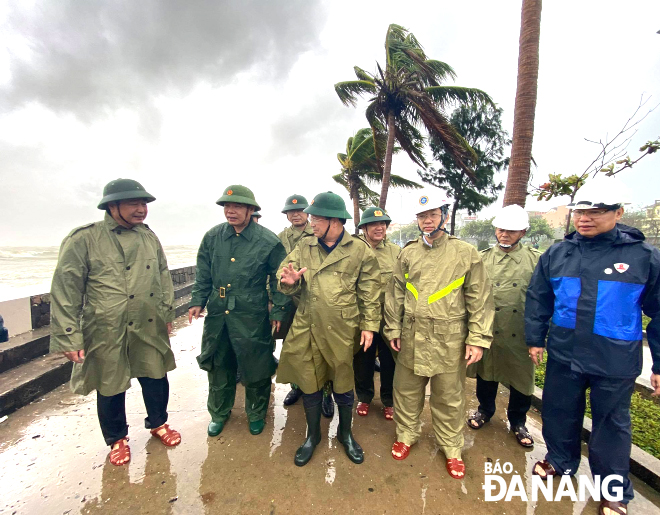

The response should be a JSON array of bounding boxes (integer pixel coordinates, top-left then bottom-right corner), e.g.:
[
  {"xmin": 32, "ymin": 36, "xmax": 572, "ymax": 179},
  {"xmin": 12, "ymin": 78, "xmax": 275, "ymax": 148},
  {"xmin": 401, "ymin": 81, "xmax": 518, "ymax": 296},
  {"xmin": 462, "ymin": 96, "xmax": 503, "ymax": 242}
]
[
  {"xmin": 97, "ymin": 178, "xmax": 156, "ymax": 210},
  {"xmin": 216, "ymin": 185, "xmax": 261, "ymax": 210},
  {"xmin": 252, "ymin": 211, "xmax": 262, "ymax": 218},
  {"xmin": 303, "ymin": 191, "xmax": 352, "ymax": 219},
  {"xmin": 358, "ymin": 206, "xmax": 392, "ymax": 228},
  {"xmin": 281, "ymin": 194, "xmax": 309, "ymax": 213}
]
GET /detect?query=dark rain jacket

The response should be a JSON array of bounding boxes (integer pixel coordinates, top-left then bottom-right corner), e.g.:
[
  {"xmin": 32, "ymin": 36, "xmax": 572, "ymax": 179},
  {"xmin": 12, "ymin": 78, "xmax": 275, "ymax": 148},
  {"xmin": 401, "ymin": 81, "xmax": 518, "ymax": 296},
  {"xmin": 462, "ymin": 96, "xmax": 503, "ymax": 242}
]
[
  {"xmin": 50, "ymin": 213, "xmax": 176, "ymax": 397},
  {"xmin": 191, "ymin": 221, "xmax": 291, "ymax": 382},
  {"xmin": 525, "ymin": 224, "xmax": 660, "ymax": 378}
]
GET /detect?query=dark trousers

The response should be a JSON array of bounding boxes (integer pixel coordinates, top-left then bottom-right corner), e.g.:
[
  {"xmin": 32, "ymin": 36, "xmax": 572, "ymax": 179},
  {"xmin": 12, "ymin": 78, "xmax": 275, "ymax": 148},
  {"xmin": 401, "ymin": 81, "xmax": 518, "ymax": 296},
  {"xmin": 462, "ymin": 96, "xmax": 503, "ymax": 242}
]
[
  {"xmin": 542, "ymin": 358, "xmax": 635, "ymax": 503},
  {"xmin": 97, "ymin": 376, "xmax": 170, "ymax": 446},
  {"xmin": 476, "ymin": 374, "xmax": 531, "ymax": 427},
  {"xmin": 303, "ymin": 389, "xmax": 354, "ymax": 409},
  {"xmin": 353, "ymin": 331, "xmax": 395, "ymax": 407}
]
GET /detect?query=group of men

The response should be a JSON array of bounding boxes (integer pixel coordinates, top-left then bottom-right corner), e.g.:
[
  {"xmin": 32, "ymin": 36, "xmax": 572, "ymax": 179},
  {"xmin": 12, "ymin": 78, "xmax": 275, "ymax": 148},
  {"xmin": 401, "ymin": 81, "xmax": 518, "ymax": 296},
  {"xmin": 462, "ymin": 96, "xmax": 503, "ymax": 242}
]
[{"xmin": 50, "ymin": 178, "xmax": 659, "ymax": 514}]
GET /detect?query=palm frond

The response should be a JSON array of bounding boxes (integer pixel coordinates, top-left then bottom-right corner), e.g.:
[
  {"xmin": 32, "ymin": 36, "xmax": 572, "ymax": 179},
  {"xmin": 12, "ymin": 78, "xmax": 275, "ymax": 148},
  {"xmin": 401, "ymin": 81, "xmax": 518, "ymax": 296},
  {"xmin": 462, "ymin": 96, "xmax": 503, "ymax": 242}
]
[
  {"xmin": 332, "ymin": 173, "xmax": 349, "ymax": 189},
  {"xmin": 424, "ymin": 86, "xmax": 493, "ymax": 108},
  {"xmin": 354, "ymin": 66, "xmax": 375, "ymax": 82},
  {"xmin": 334, "ymin": 80, "xmax": 377, "ymax": 107}
]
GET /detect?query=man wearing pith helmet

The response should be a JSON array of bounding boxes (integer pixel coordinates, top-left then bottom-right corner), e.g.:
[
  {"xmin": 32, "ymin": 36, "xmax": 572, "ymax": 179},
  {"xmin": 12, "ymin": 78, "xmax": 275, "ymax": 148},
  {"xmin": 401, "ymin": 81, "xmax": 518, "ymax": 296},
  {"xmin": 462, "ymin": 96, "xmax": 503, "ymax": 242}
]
[
  {"xmin": 383, "ymin": 188, "xmax": 494, "ymax": 479},
  {"xmin": 354, "ymin": 206, "xmax": 400, "ymax": 421},
  {"xmin": 277, "ymin": 191, "xmax": 381, "ymax": 466},
  {"xmin": 189, "ymin": 185, "xmax": 292, "ymax": 437},
  {"xmin": 50, "ymin": 178, "xmax": 181, "ymax": 467},
  {"xmin": 466, "ymin": 204, "xmax": 541, "ymax": 449},
  {"xmin": 526, "ymin": 180, "xmax": 660, "ymax": 514}
]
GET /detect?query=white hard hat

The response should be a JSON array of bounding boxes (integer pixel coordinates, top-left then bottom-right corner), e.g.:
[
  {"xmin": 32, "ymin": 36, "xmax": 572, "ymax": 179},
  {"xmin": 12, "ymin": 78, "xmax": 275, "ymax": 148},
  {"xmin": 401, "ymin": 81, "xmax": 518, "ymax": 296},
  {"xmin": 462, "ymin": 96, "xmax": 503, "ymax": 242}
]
[
  {"xmin": 492, "ymin": 204, "xmax": 529, "ymax": 231},
  {"xmin": 567, "ymin": 180, "xmax": 630, "ymax": 210},
  {"xmin": 415, "ymin": 188, "xmax": 453, "ymax": 215}
]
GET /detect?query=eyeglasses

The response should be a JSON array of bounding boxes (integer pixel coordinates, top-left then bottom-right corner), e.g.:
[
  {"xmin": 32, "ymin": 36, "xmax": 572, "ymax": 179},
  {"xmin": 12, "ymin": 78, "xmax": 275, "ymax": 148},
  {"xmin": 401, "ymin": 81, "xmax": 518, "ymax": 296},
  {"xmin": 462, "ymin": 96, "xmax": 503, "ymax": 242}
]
[
  {"xmin": 309, "ymin": 215, "xmax": 329, "ymax": 224},
  {"xmin": 416, "ymin": 213, "xmax": 442, "ymax": 222},
  {"xmin": 572, "ymin": 209, "xmax": 612, "ymax": 218}
]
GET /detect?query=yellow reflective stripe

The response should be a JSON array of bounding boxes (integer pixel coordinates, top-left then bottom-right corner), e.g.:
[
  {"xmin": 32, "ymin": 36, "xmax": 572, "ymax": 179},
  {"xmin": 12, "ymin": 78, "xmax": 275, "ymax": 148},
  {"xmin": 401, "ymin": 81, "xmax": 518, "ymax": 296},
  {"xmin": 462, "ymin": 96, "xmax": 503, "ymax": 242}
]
[
  {"xmin": 428, "ymin": 275, "xmax": 465, "ymax": 305},
  {"xmin": 406, "ymin": 281, "xmax": 418, "ymax": 300}
]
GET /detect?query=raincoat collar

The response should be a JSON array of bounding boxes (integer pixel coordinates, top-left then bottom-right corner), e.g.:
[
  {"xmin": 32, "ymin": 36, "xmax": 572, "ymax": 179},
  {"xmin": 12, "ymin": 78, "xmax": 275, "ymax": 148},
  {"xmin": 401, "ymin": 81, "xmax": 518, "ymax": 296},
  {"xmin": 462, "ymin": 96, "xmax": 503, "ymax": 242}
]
[
  {"xmin": 103, "ymin": 212, "xmax": 139, "ymax": 232},
  {"xmin": 222, "ymin": 219, "xmax": 255, "ymax": 241},
  {"xmin": 494, "ymin": 243, "xmax": 523, "ymax": 264},
  {"xmin": 291, "ymin": 223, "xmax": 313, "ymax": 236},
  {"xmin": 319, "ymin": 229, "xmax": 345, "ymax": 253}
]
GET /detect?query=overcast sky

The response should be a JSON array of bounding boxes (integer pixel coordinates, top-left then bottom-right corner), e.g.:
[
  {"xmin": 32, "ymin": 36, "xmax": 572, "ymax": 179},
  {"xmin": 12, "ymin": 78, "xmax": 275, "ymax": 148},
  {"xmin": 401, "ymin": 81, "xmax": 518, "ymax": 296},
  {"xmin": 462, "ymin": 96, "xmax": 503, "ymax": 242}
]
[{"xmin": 1, "ymin": 0, "xmax": 659, "ymax": 246}]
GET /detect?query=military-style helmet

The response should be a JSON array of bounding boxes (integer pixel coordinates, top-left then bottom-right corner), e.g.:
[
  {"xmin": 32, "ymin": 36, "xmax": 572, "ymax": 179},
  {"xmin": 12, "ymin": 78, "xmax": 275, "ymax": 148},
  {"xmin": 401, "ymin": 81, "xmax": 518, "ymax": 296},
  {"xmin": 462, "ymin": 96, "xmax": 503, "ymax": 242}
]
[
  {"xmin": 492, "ymin": 205, "xmax": 529, "ymax": 231},
  {"xmin": 252, "ymin": 211, "xmax": 262, "ymax": 219},
  {"xmin": 97, "ymin": 178, "xmax": 156, "ymax": 210},
  {"xmin": 358, "ymin": 206, "xmax": 392, "ymax": 228},
  {"xmin": 304, "ymin": 191, "xmax": 352, "ymax": 219},
  {"xmin": 216, "ymin": 185, "xmax": 261, "ymax": 210},
  {"xmin": 415, "ymin": 188, "xmax": 453, "ymax": 215},
  {"xmin": 281, "ymin": 194, "xmax": 309, "ymax": 213}
]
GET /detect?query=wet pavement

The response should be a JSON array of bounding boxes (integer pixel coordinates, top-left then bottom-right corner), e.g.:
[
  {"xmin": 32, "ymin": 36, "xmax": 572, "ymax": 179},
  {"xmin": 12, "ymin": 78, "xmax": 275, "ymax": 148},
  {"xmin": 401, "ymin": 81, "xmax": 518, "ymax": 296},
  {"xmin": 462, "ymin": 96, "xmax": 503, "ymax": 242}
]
[{"xmin": 2, "ymin": 317, "xmax": 660, "ymax": 515}]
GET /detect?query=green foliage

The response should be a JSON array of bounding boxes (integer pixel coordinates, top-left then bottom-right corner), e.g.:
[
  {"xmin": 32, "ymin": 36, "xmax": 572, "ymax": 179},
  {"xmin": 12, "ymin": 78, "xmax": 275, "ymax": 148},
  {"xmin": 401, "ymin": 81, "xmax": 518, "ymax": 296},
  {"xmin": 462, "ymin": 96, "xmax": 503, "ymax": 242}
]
[
  {"xmin": 460, "ymin": 217, "xmax": 494, "ymax": 242},
  {"xmin": 477, "ymin": 240, "xmax": 490, "ymax": 251},
  {"xmin": 527, "ymin": 217, "xmax": 554, "ymax": 244},
  {"xmin": 388, "ymin": 221, "xmax": 420, "ymax": 247},
  {"xmin": 535, "ymin": 359, "xmax": 660, "ymax": 459},
  {"xmin": 418, "ymin": 102, "xmax": 507, "ymax": 234}
]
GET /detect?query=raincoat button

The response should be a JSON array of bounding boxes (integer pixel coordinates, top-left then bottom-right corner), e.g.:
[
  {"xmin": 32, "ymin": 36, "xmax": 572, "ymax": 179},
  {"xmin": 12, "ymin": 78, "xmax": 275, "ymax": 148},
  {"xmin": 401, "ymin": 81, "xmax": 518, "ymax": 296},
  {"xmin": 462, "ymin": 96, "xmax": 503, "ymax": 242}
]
[
  {"xmin": 66, "ymin": 327, "xmax": 72, "ymax": 332},
  {"xmin": 512, "ymin": 282, "xmax": 517, "ymax": 287},
  {"xmin": 313, "ymin": 297, "xmax": 317, "ymax": 301},
  {"xmin": 328, "ymin": 326, "xmax": 332, "ymax": 330},
  {"xmin": 334, "ymin": 272, "xmax": 338, "ymax": 276},
  {"xmin": 146, "ymin": 265, "xmax": 150, "ymax": 269},
  {"xmin": 227, "ymin": 284, "xmax": 231, "ymax": 287},
  {"xmin": 231, "ymin": 258, "xmax": 236, "ymax": 262},
  {"xmin": 129, "ymin": 321, "xmax": 133, "ymax": 326},
  {"xmin": 312, "ymin": 323, "xmax": 316, "ymax": 327},
  {"xmin": 513, "ymin": 309, "xmax": 517, "ymax": 313},
  {"xmin": 117, "ymin": 230, "xmax": 122, "ymax": 235},
  {"xmin": 495, "ymin": 282, "xmax": 500, "ymax": 286},
  {"xmin": 495, "ymin": 307, "xmax": 500, "ymax": 311},
  {"xmin": 225, "ymin": 310, "xmax": 230, "ymax": 314},
  {"xmin": 129, "ymin": 295, "xmax": 134, "ymax": 299},
  {"xmin": 148, "ymin": 318, "xmax": 153, "ymax": 322},
  {"xmin": 494, "ymin": 330, "xmax": 499, "ymax": 334},
  {"xmin": 512, "ymin": 333, "xmax": 516, "ymax": 337},
  {"xmin": 150, "ymin": 293, "xmax": 154, "ymax": 297},
  {"xmin": 126, "ymin": 266, "xmax": 131, "ymax": 270},
  {"xmin": 169, "ymin": 307, "xmax": 172, "ymax": 310}
]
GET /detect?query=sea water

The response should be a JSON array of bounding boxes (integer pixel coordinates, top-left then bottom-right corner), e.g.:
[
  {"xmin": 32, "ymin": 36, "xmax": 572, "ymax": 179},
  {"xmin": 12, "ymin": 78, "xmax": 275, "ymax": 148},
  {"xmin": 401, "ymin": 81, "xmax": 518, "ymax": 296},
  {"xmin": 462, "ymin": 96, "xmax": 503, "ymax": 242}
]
[{"xmin": 0, "ymin": 245, "xmax": 198, "ymax": 302}]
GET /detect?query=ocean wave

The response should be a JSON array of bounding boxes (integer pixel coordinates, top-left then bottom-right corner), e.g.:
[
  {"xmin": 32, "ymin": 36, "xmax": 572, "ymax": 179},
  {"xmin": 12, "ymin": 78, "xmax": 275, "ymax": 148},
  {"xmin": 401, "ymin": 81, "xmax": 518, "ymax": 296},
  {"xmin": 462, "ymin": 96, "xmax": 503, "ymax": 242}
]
[{"xmin": 0, "ymin": 247, "xmax": 59, "ymax": 259}]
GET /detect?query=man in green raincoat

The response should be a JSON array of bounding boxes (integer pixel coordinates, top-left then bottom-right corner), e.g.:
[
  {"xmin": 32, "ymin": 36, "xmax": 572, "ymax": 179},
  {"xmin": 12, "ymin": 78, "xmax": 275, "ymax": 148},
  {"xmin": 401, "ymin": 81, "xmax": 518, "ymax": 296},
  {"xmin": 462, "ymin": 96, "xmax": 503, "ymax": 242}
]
[
  {"xmin": 50, "ymin": 178, "xmax": 181, "ymax": 467},
  {"xmin": 277, "ymin": 191, "xmax": 381, "ymax": 466},
  {"xmin": 467, "ymin": 205, "xmax": 541, "ymax": 447},
  {"xmin": 354, "ymin": 207, "xmax": 400, "ymax": 421},
  {"xmin": 189, "ymin": 185, "xmax": 291, "ymax": 437},
  {"xmin": 384, "ymin": 188, "xmax": 493, "ymax": 480},
  {"xmin": 276, "ymin": 194, "xmax": 333, "ymax": 416}
]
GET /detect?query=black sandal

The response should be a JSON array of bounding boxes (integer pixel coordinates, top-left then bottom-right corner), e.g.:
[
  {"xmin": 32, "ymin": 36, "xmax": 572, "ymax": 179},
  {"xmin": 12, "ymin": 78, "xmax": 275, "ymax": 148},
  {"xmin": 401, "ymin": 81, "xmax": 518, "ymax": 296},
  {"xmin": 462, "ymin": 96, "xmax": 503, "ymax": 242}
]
[
  {"xmin": 467, "ymin": 410, "xmax": 489, "ymax": 430},
  {"xmin": 512, "ymin": 424, "xmax": 534, "ymax": 448},
  {"xmin": 532, "ymin": 460, "xmax": 556, "ymax": 479}
]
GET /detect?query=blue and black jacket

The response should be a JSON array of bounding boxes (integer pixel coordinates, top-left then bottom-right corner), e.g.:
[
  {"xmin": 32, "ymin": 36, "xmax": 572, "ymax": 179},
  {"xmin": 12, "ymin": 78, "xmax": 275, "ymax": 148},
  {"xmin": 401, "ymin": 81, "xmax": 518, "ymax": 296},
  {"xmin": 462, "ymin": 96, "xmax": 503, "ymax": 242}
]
[{"xmin": 525, "ymin": 224, "xmax": 660, "ymax": 378}]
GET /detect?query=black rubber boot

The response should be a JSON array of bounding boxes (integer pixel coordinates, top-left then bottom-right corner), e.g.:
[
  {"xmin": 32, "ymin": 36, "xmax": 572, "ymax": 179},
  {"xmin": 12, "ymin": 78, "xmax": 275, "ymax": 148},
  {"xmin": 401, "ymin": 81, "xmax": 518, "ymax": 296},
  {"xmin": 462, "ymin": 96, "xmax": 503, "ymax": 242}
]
[
  {"xmin": 294, "ymin": 403, "xmax": 323, "ymax": 467},
  {"xmin": 283, "ymin": 386, "xmax": 303, "ymax": 406},
  {"xmin": 337, "ymin": 404, "xmax": 364, "ymax": 464},
  {"xmin": 322, "ymin": 391, "xmax": 335, "ymax": 418}
]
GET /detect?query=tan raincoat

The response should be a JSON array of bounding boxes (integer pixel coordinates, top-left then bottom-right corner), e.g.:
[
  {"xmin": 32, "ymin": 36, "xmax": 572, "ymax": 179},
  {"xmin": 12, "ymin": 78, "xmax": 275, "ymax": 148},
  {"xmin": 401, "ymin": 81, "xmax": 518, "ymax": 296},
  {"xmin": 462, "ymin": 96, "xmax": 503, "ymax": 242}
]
[
  {"xmin": 277, "ymin": 223, "xmax": 314, "ymax": 254},
  {"xmin": 276, "ymin": 233, "xmax": 381, "ymax": 393},
  {"xmin": 468, "ymin": 244, "xmax": 541, "ymax": 395},
  {"xmin": 50, "ymin": 213, "xmax": 176, "ymax": 397},
  {"xmin": 384, "ymin": 234, "xmax": 494, "ymax": 376}
]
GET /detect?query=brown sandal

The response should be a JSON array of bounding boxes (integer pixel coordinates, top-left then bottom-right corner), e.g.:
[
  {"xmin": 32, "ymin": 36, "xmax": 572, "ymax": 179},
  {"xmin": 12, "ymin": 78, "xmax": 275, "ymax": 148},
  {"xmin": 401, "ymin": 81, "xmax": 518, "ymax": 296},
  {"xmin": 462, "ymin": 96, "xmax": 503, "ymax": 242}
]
[
  {"xmin": 598, "ymin": 500, "xmax": 627, "ymax": 515},
  {"xmin": 532, "ymin": 460, "xmax": 556, "ymax": 479},
  {"xmin": 108, "ymin": 437, "xmax": 130, "ymax": 466},
  {"xmin": 150, "ymin": 424, "xmax": 181, "ymax": 447}
]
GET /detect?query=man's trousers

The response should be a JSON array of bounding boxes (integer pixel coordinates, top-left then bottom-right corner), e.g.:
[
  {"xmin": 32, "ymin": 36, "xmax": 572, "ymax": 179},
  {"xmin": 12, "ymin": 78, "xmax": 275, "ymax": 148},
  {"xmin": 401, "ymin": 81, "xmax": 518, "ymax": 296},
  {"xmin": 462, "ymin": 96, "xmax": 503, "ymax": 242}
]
[
  {"xmin": 542, "ymin": 358, "xmax": 635, "ymax": 503},
  {"xmin": 475, "ymin": 374, "xmax": 532, "ymax": 427},
  {"xmin": 353, "ymin": 331, "xmax": 396, "ymax": 407},
  {"xmin": 393, "ymin": 362, "xmax": 466, "ymax": 459}
]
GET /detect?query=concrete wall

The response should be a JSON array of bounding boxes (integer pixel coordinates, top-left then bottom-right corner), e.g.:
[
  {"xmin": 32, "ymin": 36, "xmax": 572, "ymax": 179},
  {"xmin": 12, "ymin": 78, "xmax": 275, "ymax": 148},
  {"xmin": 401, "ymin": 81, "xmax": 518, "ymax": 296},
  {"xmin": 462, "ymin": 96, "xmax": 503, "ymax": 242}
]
[{"xmin": 0, "ymin": 265, "xmax": 196, "ymax": 339}]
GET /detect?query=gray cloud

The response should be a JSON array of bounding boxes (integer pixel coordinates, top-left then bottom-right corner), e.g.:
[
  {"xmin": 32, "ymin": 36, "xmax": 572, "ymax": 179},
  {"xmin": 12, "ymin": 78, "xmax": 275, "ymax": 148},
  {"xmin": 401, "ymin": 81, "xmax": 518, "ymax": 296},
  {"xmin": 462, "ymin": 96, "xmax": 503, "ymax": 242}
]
[{"xmin": 1, "ymin": 0, "xmax": 326, "ymax": 124}]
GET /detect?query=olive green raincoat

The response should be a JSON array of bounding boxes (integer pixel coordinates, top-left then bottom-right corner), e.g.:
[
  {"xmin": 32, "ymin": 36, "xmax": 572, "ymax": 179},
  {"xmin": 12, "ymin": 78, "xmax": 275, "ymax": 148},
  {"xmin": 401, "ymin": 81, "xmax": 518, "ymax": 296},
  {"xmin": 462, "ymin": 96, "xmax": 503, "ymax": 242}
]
[
  {"xmin": 191, "ymin": 221, "xmax": 291, "ymax": 383},
  {"xmin": 468, "ymin": 244, "xmax": 541, "ymax": 395},
  {"xmin": 50, "ymin": 213, "xmax": 176, "ymax": 397},
  {"xmin": 277, "ymin": 223, "xmax": 314, "ymax": 255},
  {"xmin": 276, "ymin": 233, "xmax": 381, "ymax": 394},
  {"xmin": 384, "ymin": 234, "xmax": 494, "ymax": 376}
]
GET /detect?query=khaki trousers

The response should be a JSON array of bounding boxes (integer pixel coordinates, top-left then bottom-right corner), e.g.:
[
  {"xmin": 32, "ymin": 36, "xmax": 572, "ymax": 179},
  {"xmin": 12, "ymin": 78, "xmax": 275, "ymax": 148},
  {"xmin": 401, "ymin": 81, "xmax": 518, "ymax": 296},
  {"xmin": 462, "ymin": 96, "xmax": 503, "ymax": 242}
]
[{"xmin": 393, "ymin": 362, "xmax": 466, "ymax": 459}]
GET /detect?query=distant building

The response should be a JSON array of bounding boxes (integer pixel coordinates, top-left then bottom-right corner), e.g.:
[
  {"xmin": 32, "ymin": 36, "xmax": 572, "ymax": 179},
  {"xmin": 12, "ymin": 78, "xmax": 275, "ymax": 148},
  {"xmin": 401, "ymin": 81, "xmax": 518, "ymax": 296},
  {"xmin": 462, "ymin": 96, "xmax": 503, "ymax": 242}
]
[
  {"xmin": 453, "ymin": 211, "xmax": 478, "ymax": 232},
  {"xmin": 542, "ymin": 205, "xmax": 570, "ymax": 229}
]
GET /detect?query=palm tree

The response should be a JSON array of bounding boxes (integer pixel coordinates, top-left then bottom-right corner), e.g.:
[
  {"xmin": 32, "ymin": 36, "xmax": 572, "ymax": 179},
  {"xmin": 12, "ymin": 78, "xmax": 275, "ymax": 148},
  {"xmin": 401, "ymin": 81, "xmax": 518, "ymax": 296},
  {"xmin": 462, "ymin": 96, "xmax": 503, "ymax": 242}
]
[
  {"xmin": 502, "ymin": 0, "xmax": 542, "ymax": 207},
  {"xmin": 334, "ymin": 128, "xmax": 420, "ymax": 232},
  {"xmin": 335, "ymin": 23, "xmax": 492, "ymax": 209}
]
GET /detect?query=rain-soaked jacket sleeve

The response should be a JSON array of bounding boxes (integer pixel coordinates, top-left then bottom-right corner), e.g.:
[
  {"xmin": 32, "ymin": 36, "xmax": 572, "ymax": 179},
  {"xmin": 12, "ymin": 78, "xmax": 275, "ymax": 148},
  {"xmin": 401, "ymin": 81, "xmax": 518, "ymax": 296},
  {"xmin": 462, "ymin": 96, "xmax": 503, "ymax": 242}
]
[
  {"xmin": 157, "ymin": 239, "xmax": 176, "ymax": 323},
  {"xmin": 277, "ymin": 245, "xmax": 303, "ymax": 297},
  {"xmin": 643, "ymin": 249, "xmax": 660, "ymax": 374},
  {"xmin": 383, "ymin": 253, "xmax": 405, "ymax": 342},
  {"xmin": 269, "ymin": 241, "xmax": 292, "ymax": 322},
  {"xmin": 357, "ymin": 249, "xmax": 381, "ymax": 332},
  {"xmin": 525, "ymin": 252, "xmax": 554, "ymax": 348},
  {"xmin": 190, "ymin": 232, "xmax": 213, "ymax": 309},
  {"xmin": 463, "ymin": 248, "xmax": 494, "ymax": 349},
  {"xmin": 50, "ymin": 233, "xmax": 89, "ymax": 353}
]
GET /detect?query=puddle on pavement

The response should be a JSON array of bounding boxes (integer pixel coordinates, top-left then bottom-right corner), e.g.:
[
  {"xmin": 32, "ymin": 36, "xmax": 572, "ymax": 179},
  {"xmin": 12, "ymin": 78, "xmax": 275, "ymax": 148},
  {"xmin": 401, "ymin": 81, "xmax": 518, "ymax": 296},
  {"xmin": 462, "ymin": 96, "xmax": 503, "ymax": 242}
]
[
  {"xmin": 325, "ymin": 458, "xmax": 336, "ymax": 485},
  {"xmin": 269, "ymin": 382, "xmax": 289, "ymax": 457}
]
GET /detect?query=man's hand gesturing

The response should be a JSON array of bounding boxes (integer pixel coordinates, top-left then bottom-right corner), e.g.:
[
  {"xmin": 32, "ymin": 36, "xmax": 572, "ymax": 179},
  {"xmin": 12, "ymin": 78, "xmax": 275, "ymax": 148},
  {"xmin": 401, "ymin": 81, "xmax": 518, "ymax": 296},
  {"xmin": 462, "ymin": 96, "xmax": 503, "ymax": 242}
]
[{"xmin": 280, "ymin": 263, "xmax": 308, "ymax": 285}]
